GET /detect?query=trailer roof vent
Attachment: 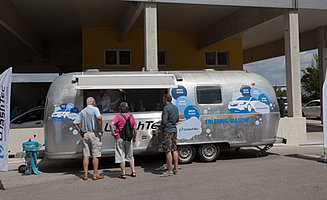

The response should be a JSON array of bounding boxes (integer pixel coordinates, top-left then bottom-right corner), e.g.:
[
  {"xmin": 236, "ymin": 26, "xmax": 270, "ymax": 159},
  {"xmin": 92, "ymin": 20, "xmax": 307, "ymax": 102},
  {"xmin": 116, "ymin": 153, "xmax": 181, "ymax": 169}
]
[
  {"xmin": 203, "ymin": 69, "xmax": 215, "ymax": 72},
  {"xmin": 175, "ymin": 74, "xmax": 183, "ymax": 81},
  {"xmin": 85, "ymin": 69, "xmax": 100, "ymax": 72}
]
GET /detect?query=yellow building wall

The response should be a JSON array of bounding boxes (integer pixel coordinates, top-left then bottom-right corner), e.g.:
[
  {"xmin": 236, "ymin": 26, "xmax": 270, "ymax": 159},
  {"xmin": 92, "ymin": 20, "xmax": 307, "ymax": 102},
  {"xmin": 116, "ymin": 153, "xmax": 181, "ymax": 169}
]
[{"xmin": 83, "ymin": 26, "xmax": 243, "ymax": 70}]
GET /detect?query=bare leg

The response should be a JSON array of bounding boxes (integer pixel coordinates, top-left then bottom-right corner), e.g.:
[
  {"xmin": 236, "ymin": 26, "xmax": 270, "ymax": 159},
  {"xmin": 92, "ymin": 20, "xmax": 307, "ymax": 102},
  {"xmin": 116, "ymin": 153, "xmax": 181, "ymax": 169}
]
[
  {"xmin": 83, "ymin": 156, "xmax": 89, "ymax": 178},
  {"xmin": 92, "ymin": 157, "xmax": 99, "ymax": 177},
  {"xmin": 165, "ymin": 152, "xmax": 173, "ymax": 173},
  {"xmin": 120, "ymin": 162, "xmax": 126, "ymax": 175},
  {"xmin": 172, "ymin": 151, "xmax": 178, "ymax": 172},
  {"xmin": 129, "ymin": 161, "xmax": 135, "ymax": 173}
]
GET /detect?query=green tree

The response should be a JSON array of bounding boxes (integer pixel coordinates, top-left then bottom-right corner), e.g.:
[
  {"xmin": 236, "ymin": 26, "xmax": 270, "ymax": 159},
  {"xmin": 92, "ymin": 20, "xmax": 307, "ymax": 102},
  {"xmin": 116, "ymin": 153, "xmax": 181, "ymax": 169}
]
[
  {"xmin": 301, "ymin": 53, "xmax": 320, "ymax": 101},
  {"xmin": 273, "ymin": 86, "xmax": 287, "ymax": 97}
]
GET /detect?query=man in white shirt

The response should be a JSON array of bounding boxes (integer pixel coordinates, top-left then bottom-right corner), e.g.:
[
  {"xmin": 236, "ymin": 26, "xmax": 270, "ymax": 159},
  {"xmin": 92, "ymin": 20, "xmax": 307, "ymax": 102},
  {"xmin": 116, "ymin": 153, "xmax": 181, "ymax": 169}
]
[{"xmin": 73, "ymin": 97, "xmax": 104, "ymax": 181}]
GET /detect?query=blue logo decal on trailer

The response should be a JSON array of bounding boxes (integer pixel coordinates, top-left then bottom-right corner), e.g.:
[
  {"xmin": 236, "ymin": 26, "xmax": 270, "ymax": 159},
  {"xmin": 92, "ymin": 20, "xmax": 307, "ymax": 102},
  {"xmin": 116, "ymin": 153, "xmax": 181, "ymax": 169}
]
[
  {"xmin": 0, "ymin": 145, "xmax": 4, "ymax": 159},
  {"xmin": 176, "ymin": 96, "xmax": 192, "ymax": 113},
  {"xmin": 51, "ymin": 103, "xmax": 79, "ymax": 120},
  {"xmin": 240, "ymin": 85, "xmax": 251, "ymax": 97},
  {"xmin": 171, "ymin": 85, "xmax": 187, "ymax": 100},
  {"xmin": 184, "ymin": 105, "xmax": 200, "ymax": 119},
  {"xmin": 229, "ymin": 85, "xmax": 270, "ymax": 114}
]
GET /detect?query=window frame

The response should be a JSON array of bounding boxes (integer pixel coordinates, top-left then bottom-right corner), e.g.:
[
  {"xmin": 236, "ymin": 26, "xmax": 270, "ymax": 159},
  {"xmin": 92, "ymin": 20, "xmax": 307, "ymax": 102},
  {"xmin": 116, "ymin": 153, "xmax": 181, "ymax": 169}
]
[
  {"xmin": 158, "ymin": 50, "xmax": 167, "ymax": 67},
  {"xmin": 104, "ymin": 49, "xmax": 132, "ymax": 67},
  {"xmin": 195, "ymin": 85, "xmax": 223, "ymax": 105},
  {"xmin": 306, "ymin": 101, "xmax": 320, "ymax": 107},
  {"xmin": 11, "ymin": 109, "xmax": 44, "ymax": 124},
  {"xmin": 205, "ymin": 50, "xmax": 229, "ymax": 67}
]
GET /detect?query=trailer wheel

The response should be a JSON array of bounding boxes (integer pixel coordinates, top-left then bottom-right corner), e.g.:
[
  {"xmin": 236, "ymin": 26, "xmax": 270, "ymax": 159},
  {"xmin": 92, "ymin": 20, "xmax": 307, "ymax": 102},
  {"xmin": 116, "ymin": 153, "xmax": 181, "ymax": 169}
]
[
  {"xmin": 18, "ymin": 165, "xmax": 25, "ymax": 173},
  {"xmin": 178, "ymin": 145, "xmax": 196, "ymax": 164},
  {"xmin": 197, "ymin": 144, "xmax": 219, "ymax": 162}
]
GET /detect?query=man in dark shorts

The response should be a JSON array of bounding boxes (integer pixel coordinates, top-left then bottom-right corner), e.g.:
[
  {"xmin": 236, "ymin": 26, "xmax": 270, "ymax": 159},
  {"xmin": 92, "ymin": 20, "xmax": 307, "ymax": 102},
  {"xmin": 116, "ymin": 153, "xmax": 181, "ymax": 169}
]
[{"xmin": 160, "ymin": 94, "xmax": 179, "ymax": 177}]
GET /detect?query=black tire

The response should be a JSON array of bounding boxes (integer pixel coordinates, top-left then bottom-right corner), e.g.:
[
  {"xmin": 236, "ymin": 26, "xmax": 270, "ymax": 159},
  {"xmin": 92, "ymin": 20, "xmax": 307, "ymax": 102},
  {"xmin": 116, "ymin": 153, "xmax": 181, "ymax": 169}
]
[
  {"xmin": 197, "ymin": 144, "xmax": 220, "ymax": 162},
  {"xmin": 178, "ymin": 145, "xmax": 196, "ymax": 164},
  {"xmin": 18, "ymin": 165, "xmax": 25, "ymax": 173},
  {"xmin": 235, "ymin": 147, "xmax": 241, "ymax": 152}
]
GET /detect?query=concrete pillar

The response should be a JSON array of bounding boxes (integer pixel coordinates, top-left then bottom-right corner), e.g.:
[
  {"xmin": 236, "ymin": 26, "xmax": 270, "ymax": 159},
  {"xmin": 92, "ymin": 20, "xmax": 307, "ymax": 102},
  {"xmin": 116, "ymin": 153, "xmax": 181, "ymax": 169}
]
[
  {"xmin": 284, "ymin": 9, "xmax": 302, "ymax": 118},
  {"xmin": 144, "ymin": 3, "xmax": 158, "ymax": 71},
  {"xmin": 318, "ymin": 27, "xmax": 327, "ymax": 122},
  {"xmin": 277, "ymin": 9, "xmax": 306, "ymax": 145}
]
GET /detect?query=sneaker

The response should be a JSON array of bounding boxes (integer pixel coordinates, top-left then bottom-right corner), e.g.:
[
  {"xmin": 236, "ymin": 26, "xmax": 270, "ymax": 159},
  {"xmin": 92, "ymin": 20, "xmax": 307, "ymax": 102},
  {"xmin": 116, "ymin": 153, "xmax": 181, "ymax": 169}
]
[
  {"xmin": 160, "ymin": 171, "xmax": 173, "ymax": 177},
  {"xmin": 155, "ymin": 164, "xmax": 167, "ymax": 171}
]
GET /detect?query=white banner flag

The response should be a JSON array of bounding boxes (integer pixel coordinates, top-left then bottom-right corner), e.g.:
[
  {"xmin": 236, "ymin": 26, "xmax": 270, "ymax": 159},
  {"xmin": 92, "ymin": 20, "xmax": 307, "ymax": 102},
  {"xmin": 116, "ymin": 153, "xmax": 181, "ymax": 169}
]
[
  {"xmin": 324, "ymin": 79, "xmax": 327, "ymax": 149},
  {"xmin": 0, "ymin": 68, "xmax": 12, "ymax": 171}
]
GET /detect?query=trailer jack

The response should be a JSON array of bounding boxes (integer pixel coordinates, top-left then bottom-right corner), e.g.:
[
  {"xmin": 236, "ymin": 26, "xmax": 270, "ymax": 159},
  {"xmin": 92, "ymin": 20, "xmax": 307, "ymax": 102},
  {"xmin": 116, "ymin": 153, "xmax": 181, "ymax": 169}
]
[{"xmin": 256, "ymin": 144, "xmax": 273, "ymax": 157}]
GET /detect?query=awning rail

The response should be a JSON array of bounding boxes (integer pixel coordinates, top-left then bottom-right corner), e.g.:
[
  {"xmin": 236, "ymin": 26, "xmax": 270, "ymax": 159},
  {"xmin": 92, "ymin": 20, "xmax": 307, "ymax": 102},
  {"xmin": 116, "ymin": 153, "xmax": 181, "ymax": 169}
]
[{"xmin": 72, "ymin": 74, "xmax": 177, "ymax": 89}]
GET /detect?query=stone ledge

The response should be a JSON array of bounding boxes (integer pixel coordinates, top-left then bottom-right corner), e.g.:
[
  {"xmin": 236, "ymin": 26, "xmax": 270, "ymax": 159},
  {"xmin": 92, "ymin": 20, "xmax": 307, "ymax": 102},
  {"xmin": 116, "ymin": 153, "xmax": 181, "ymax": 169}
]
[{"xmin": 277, "ymin": 117, "xmax": 307, "ymax": 145}]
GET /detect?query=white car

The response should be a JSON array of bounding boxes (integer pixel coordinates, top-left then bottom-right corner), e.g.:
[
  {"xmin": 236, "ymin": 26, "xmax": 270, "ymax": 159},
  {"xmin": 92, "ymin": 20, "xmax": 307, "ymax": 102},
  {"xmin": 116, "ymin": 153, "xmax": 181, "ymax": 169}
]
[
  {"xmin": 10, "ymin": 107, "xmax": 44, "ymax": 129},
  {"xmin": 302, "ymin": 100, "xmax": 320, "ymax": 119},
  {"xmin": 228, "ymin": 97, "xmax": 257, "ymax": 113}
]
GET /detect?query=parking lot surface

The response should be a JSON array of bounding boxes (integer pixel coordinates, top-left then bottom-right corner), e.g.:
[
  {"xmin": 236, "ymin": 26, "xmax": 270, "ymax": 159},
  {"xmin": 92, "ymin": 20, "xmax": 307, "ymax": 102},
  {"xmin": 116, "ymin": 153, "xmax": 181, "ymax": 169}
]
[{"xmin": 1, "ymin": 119, "xmax": 326, "ymax": 200}]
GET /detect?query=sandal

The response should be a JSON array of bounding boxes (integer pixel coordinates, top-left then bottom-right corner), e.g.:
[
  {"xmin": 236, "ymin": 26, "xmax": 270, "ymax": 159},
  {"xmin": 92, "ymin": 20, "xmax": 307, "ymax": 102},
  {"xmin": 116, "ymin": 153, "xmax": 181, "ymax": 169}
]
[
  {"xmin": 83, "ymin": 176, "xmax": 88, "ymax": 181},
  {"xmin": 93, "ymin": 175, "xmax": 104, "ymax": 180},
  {"xmin": 119, "ymin": 174, "xmax": 126, "ymax": 179},
  {"xmin": 130, "ymin": 172, "xmax": 136, "ymax": 177}
]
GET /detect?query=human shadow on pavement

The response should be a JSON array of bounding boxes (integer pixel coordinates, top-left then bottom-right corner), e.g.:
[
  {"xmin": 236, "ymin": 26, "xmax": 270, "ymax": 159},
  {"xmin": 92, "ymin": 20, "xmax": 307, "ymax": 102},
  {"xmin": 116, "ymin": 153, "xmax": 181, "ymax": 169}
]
[
  {"xmin": 133, "ymin": 153, "xmax": 166, "ymax": 175},
  {"xmin": 38, "ymin": 157, "xmax": 118, "ymax": 179},
  {"xmin": 102, "ymin": 169, "xmax": 121, "ymax": 178},
  {"xmin": 285, "ymin": 154, "xmax": 324, "ymax": 163},
  {"xmin": 136, "ymin": 148, "xmax": 280, "ymax": 176},
  {"xmin": 218, "ymin": 148, "xmax": 279, "ymax": 160},
  {"xmin": 36, "ymin": 148, "xmax": 279, "ymax": 178},
  {"xmin": 0, "ymin": 180, "xmax": 5, "ymax": 190}
]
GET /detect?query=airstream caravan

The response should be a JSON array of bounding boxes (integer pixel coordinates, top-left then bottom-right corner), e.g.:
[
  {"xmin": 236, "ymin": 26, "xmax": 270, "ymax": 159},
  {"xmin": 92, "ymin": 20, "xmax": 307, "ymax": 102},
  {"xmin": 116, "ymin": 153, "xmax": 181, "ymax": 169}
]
[{"xmin": 44, "ymin": 70, "xmax": 284, "ymax": 163}]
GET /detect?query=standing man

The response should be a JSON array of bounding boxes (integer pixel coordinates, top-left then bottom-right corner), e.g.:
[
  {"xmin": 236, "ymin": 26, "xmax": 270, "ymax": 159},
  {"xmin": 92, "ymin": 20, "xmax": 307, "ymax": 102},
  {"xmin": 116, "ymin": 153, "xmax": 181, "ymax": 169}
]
[
  {"xmin": 73, "ymin": 97, "xmax": 104, "ymax": 181},
  {"xmin": 160, "ymin": 94, "xmax": 179, "ymax": 177},
  {"xmin": 95, "ymin": 89, "xmax": 111, "ymax": 113}
]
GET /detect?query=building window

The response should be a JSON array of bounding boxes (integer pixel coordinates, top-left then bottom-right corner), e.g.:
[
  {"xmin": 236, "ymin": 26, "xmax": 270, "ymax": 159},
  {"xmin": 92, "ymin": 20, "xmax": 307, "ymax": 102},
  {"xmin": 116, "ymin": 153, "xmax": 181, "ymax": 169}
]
[
  {"xmin": 158, "ymin": 50, "xmax": 166, "ymax": 66},
  {"xmin": 196, "ymin": 85, "xmax": 222, "ymax": 104},
  {"xmin": 105, "ymin": 50, "xmax": 131, "ymax": 66},
  {"xmin": 205, "ymin": 51, "xmax": 229, "ymax": 67}
]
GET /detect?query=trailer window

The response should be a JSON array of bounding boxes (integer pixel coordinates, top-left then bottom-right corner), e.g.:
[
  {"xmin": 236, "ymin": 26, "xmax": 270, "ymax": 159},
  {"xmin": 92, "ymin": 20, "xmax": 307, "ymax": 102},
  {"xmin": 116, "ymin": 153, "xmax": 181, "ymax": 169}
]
[
  {"xmin": 196, "ymin": 86, "xmax": 222, "ymax": 104},
  {"xmin": 84, "ymin": 89, "xmax": 167, "ymax": 113},
  {"xmin": 84, "ymin": 89, "xmax": 124, "ymax": 113},
  {"xmin": 125, "ymin": 89, "xmax": 167, "ymax": 112}
]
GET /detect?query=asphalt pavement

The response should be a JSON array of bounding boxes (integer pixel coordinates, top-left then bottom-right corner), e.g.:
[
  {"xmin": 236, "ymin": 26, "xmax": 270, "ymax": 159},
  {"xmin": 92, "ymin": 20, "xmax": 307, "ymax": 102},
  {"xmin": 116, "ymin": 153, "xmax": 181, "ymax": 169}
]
[{"xmin": 0, "ymin": 119, "xmax": 326, "ymax": 200}]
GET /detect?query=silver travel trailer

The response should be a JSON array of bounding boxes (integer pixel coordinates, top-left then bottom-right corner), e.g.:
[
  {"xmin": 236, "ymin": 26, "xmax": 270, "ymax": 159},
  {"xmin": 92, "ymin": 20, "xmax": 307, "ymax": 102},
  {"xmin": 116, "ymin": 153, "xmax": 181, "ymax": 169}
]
[{"xmin": 44, "ymin": 70, "xmax": 284, "ymax": 163}]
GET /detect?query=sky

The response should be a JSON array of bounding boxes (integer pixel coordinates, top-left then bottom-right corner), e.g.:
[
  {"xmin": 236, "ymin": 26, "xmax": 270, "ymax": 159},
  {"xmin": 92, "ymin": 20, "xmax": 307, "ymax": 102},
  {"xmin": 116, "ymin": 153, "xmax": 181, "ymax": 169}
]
[{"xmin": 243, "ymin": 49, "xmax": 318, "ymax": 86}]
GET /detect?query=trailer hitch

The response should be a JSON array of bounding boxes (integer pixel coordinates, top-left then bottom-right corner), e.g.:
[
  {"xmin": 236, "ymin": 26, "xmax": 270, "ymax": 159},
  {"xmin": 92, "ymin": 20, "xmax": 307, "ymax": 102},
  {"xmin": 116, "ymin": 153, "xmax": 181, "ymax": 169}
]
[{"xmin": 255, "ymin": 144, "xmax": 273, "ymax": 157}]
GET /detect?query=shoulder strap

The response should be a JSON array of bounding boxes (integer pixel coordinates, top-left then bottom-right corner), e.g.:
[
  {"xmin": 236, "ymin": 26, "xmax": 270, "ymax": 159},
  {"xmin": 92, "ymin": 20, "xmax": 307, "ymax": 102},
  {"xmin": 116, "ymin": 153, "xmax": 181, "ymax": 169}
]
[
  {"xmin": 120, "ymin": 113, "xmax": 127, "ymax": 120},
  {"xmin": 121, "ymin": 113, "xmax": 132, "ymax": 121}
]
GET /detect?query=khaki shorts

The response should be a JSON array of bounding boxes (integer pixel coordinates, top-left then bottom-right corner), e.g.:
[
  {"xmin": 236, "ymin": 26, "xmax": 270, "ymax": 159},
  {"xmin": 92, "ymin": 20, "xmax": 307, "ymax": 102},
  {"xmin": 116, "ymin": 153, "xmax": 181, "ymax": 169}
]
[
  {"xmin": 82, "ymin": 132, "xmax": 102, "ymax": 158},
  {"xmin": 162, "ymin": 132, "xmax": 177, "ymax": 152}
]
